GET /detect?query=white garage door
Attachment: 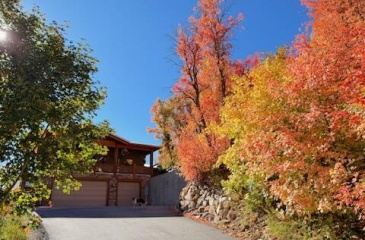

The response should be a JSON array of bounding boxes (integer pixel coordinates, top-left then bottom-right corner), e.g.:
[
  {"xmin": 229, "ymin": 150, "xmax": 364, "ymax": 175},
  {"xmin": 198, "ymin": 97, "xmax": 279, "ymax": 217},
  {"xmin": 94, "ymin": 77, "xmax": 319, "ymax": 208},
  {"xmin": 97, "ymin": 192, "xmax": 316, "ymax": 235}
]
[
  {"xmin": 117, "ymin": 182, "xmax": 140, "ymax": 206},
  {"xmin": 51, "ymin": 181, "xmax": 108, "ymax": 207}
]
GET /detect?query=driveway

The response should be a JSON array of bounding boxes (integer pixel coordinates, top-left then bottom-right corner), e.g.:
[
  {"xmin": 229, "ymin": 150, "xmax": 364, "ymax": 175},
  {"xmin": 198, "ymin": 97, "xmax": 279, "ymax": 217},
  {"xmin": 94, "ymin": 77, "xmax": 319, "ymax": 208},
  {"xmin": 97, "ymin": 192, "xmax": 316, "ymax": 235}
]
[{"xmin": 36, "ymin": 206, "xmax": 237, "ymax": 240}]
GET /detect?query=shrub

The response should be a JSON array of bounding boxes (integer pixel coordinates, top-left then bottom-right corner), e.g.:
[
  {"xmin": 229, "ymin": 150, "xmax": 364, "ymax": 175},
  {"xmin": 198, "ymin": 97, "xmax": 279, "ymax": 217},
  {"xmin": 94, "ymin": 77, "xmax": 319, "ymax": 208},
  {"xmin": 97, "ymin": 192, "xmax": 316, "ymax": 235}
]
[
  {"xmin": 266, "ymin": 212, "xmax": 365, "ymax": 240},
  {"xmin": 0, "ymin": 215, "xmax": 28, "ymax": 240}
]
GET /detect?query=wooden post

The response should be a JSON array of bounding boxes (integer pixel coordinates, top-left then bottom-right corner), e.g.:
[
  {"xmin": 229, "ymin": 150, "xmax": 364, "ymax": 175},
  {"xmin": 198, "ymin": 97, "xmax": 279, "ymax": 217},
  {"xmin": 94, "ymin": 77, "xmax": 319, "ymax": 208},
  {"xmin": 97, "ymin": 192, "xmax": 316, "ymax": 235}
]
[
  {"xmin": 114, "ymin": 147, "xmax": 118, "ymax": 176},
  {"xmin": 149, "ymin": 151, "xmax": 154, "ymax": 176},
  {"xmin": 132, "ymin": 160, "xmax": 136, "ymax": 179}
]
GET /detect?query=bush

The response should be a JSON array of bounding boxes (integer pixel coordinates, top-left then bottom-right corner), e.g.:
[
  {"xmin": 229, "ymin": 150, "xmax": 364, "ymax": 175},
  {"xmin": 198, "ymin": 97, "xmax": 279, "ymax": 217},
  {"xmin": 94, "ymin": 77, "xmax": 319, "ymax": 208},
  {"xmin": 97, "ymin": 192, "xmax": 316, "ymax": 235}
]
[
  {"xmin": 266, "ymin": 212, "xmax": 365, "ymax": 240},
  {"xmin": 0, "ymin": 215, "xmax": 28, "ymax": 240}
]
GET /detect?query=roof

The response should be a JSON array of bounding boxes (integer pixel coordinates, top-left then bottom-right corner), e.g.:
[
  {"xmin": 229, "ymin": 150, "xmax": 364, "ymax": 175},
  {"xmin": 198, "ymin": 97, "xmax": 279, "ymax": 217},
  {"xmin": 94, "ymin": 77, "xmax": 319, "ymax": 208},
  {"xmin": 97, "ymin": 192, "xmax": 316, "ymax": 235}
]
[{"xmin": 100, "ymin": 133, "xmax": 160, "ymax": 152}]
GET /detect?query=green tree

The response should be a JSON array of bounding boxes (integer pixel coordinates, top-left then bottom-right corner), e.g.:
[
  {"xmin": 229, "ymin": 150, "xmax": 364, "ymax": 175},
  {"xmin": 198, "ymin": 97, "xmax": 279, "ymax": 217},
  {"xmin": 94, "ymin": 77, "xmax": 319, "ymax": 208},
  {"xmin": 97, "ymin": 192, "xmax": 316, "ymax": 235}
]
[{"xmin": 0, "ymin": 0, "xmax": 110, "ymax": 214}]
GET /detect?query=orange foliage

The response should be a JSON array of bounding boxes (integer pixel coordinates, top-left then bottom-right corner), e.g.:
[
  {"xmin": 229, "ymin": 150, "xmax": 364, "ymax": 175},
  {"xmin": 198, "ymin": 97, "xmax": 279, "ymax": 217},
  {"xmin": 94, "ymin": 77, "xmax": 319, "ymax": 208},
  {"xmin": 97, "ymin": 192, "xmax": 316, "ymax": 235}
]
[
  {"xmin": 152, "ymin": 0, "xmax": 365, "ymax": 218},
  {"xmin": 241, "ymin": 0, "xmax": 365, "ymax": 215},
  {"xmin": 273, "ymin": 0, "xmax": 365, "ymax": 214},
  {"xmin": 151, "ymin": 0, "xmax": 242, "ymax": 181},
  {"xmin": 216, "ymin": 0, "xmax": 365, "ymax": 217}
]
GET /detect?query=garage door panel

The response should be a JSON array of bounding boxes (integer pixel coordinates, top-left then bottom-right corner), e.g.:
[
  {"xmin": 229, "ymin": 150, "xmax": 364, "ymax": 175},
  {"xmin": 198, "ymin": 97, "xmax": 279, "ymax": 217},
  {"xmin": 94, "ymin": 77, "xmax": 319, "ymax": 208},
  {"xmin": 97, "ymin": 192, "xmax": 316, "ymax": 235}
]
[
  {"xmin": 117, "ymin": 182, "xmax": 140, "ymax": 206},
  {"xmin": 52, "ymin": 181, "xmax": 108, "ymax": 207}
]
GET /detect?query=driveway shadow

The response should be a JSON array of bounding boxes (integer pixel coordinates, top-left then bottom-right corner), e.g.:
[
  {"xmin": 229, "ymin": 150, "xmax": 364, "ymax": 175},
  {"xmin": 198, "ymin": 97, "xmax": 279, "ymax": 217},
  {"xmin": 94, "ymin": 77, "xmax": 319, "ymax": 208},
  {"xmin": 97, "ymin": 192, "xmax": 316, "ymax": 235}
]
[{"xmin": 36, "ymin": 206, "xmax": 181, "ymax": 218}]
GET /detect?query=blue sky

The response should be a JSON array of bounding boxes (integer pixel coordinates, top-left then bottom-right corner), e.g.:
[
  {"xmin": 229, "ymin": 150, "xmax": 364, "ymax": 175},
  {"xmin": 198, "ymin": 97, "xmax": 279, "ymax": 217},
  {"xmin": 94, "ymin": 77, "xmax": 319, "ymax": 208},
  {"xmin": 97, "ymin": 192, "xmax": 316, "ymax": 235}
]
[{"xmin": 21, "ymin": 0, "xmax": 309, "ymax": 146}]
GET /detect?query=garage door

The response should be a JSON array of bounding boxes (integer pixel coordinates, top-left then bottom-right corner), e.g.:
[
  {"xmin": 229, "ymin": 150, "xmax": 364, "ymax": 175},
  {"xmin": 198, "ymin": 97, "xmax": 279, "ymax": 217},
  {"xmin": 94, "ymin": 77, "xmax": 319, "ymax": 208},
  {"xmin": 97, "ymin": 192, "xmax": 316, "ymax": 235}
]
[
  {"xmin": 117, "ymin": 182, "xmax": 140, "ymax": 206},
  {"xmin": 51, "ymin": 181, "xmax": 108, "ymax": 207}
]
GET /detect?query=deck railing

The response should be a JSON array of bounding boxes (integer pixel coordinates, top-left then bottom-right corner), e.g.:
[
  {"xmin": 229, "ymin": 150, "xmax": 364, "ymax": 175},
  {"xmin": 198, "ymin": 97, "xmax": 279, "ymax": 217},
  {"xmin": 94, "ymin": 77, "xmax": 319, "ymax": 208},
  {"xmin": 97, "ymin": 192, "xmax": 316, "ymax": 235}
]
[
  {"xmin": 94, "ymin": 163, "xmax": 114, "ymax": 173},
  {"xmin": 94, "ymin": 163, "xmax": 153, "ymax": 175}
]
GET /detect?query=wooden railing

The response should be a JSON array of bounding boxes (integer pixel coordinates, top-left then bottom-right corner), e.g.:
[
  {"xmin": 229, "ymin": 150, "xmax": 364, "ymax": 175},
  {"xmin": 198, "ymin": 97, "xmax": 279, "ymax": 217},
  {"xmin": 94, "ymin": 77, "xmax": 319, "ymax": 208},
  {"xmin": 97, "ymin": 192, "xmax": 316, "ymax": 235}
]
[
  {"xmin": 94, "ymin": 163, "xmax": 152, "ymax": 175},
  {"xmin": 94, "ymin": 163, "xmax": 114, "ymax": 173},
  {"xmin": 135, "ymin": 166, "xmax": 153, "ymax": 175}
]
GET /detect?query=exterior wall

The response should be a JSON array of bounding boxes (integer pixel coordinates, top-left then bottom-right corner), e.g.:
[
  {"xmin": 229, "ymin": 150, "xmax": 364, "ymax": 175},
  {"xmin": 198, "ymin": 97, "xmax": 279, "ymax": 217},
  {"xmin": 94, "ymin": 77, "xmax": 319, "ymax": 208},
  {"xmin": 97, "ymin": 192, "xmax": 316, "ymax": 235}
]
[{"xmin": 149, "ymin": 171, "xmax": 186, "ymax": 206}]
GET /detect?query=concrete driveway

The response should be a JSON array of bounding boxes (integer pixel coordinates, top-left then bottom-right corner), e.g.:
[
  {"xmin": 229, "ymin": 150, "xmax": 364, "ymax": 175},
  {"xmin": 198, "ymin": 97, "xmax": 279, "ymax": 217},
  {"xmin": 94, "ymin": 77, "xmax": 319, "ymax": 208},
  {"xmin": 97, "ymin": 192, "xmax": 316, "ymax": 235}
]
[{"xmin": 36, "ymin": 206, "xmax": 237, "ymax": 240}]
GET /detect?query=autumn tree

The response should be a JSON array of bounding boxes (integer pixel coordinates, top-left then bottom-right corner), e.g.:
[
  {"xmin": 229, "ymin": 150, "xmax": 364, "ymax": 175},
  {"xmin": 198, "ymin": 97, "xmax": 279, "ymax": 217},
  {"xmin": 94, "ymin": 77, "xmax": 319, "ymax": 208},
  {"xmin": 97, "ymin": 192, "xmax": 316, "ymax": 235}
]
[
  {"xmin": 215, "ymin": 49, "xmax": 288, "ymax": 210},
  {"xmin": 149, "ymin": 97, "xmax": 186, "ymax": 170},
  {"xmin": 151, "ymin": 0, "xmax": 242, "ymax": 181},
  {"xmin": 272, "ymin": 0, "xmax": 365, "ymax": 215},
  {"xmin": 217, "ymin": 0, "xmax": 365, "ymax": 218},
  {"xmin": 0, "ymin": 0, "xmax": 110, "ymax": 214}
]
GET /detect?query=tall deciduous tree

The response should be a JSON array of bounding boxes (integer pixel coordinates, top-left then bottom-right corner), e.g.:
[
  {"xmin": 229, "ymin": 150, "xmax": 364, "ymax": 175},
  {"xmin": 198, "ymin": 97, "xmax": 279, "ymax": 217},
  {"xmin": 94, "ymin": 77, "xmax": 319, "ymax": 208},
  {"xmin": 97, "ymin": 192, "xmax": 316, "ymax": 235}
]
[
  {"xmin": 0, "ymin": 0, "xmax": 110, "ymax": 213},
  {"xmin": 149, "ymin": 97, "xmax": 186, "ymax": 170},
  {"xmin": 215, "ymin": 49, "xmax": 288, "ymax": 209},
  {"xmin": 151, "ymin": 0, "xmax": 242, "ymax": 181},
  {"xmin": 272, "ymin": 0, "xmax": 365, "ymax": 214},
  {"xmin": 218, "ymin": 0, "xmax": 365, "ymax": 217}
]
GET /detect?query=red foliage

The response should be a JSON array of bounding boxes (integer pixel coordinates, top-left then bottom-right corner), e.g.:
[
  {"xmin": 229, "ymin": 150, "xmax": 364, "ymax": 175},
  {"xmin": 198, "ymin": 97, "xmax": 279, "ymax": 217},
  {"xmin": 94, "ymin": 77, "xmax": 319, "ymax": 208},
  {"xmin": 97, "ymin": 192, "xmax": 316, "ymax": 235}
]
[
  {"xmin": 151, "ymin": 0, "xmax": 242, "ymax": 181},
  {"xmin": 261, "ymin": 0, "xmax": 365, "ymax": 214}
]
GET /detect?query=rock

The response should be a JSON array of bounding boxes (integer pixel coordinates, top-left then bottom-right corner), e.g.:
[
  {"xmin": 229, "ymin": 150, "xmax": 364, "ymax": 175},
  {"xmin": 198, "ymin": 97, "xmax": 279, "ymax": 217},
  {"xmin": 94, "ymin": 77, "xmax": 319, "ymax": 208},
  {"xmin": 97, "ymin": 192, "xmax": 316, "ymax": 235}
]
[
  {"xmin": 180, "ymin": 201, "xmax": 188, "ymax": 211},
  {"xmin": 213, "ymin": 214, "xmax": 221, "ymax": 224},
  {"xmin": 179, "ymin": 181, "xmax": 246, "ymax": 236},
  {"xmin": 227, "ymin": 210, "xmax": 237, "ymax": 221},
  {"xmin": 193, "ymin": 192, "xmax": 199, "ymax": 200},
  {"xmin": 220, "ymin": 209, "xmax": 230, "ymax": 219},
  {"xmin": 198, "ymin": 206, "xmax": 205, "ymax": 213},
  {"xmin": 184, "ymin": 190, "xmax": 193, "ymax": 201},
  {"xmin": 213, "ymin": 199, "xmax": 219, "ymax": 208},
  {"xmin": 201, "ymin": 212, "xmax": 210, "ymax": 218},
  {"xmin": 180, "ymin": 184, "xmax": 189, "ymax": 197},
  {"xmin": 197, "ymin": 197, "xmax": 204, "ymax": 207},
  {"xmin": 188, "ymin": 200, "xmax": 196, "ymax": 210},
  {"xmin": 201, "ymin": 190, "xmax": 208, "ymax": 199},
  {"xmin": 207, "ymin": 196, "xmax": 215, "ymax": 206},
  {"xmin": 222, "ymin": 200, "xmax": 231, "ymax": 210},
  {"xmin": 219, "ymin": 196, "xmax": 228, "ymax": 203},
  {"xmin": 216, "ymin": 202, "xmax": 222, "ymax": 214},
  {"xmin": 209, "ymin": 205, "xmax": 216, "ymax": 215},
  {"xmin": 220, "ymin": 219, "xmax": 231, "ymax": 225}
]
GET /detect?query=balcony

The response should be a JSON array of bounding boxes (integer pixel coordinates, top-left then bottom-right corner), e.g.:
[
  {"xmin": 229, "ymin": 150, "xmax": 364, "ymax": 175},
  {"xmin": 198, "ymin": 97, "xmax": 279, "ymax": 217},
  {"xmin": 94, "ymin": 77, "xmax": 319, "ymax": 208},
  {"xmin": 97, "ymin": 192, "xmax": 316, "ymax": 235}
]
[{"xmin": 94, "ymin": 163, "xmax": 153, "ymax": 175}]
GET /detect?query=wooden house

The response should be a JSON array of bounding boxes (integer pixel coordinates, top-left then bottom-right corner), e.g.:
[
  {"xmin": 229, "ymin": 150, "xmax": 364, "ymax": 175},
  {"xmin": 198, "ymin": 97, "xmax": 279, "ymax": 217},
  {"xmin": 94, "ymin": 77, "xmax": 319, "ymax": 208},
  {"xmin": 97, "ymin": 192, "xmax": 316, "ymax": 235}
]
[{"xmin": 49, "ymin": 133, "xmax": 160, "ymax": 207}]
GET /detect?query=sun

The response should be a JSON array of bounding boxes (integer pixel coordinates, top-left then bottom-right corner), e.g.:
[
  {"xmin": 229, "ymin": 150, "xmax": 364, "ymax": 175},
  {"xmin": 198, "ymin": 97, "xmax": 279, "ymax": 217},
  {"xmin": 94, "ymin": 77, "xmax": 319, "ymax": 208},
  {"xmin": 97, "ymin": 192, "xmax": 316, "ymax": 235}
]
[{"xmin": 0, "ymin": 30, "xmax": 7, "ymax": 41}]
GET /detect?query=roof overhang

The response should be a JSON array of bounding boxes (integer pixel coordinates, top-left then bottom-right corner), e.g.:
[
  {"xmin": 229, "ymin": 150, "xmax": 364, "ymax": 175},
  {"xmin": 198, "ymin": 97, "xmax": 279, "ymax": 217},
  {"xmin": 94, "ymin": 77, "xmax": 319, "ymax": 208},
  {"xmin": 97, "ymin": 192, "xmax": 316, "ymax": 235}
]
[{"xmin": 96, "ymin": 133, "xmax": 160, "ymax": 152}]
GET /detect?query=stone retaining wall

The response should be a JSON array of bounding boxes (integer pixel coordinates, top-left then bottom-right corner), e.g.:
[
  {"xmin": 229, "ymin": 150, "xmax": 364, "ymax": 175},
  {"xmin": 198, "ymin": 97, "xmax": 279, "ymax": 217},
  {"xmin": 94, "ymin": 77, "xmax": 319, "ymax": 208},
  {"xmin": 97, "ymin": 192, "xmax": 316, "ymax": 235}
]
[{"xmin": 179, "ymin": 181, "xmax": 239, "ymax": 226}]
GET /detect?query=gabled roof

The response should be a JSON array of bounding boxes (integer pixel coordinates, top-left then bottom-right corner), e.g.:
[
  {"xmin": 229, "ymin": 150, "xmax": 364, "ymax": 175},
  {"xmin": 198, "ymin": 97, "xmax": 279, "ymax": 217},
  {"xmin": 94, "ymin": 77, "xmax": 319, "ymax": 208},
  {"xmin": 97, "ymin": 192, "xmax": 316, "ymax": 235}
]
[{"xmin": 100, "ymin": 133, "xmax": 160, "ymax": 152}]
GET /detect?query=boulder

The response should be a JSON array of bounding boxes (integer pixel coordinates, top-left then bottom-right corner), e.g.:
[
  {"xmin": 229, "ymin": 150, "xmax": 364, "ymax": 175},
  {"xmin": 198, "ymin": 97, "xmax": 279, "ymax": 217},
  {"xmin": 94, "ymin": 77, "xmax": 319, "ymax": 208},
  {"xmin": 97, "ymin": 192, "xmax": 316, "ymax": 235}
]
[
  {"xmin": 179, "ymin": 181, "xmax": 242, "ymax": 236},
  {"xmin": 188, "ymin": 201, "xmax": 196, "ymax": 210},
  {"xmin": 213, "ymin": 214, "xmax": 221, "ymax": 225},
  {"xmin": 197, "ymin": 197, "xmax": 204, "ymax": 207},
  {"xmin": 222, "ymin": 200, "xmax": 231, "ymax": 210},
  {"xmin": 227, "ymin": 210, "xmax": 237, "ymax": 221}
]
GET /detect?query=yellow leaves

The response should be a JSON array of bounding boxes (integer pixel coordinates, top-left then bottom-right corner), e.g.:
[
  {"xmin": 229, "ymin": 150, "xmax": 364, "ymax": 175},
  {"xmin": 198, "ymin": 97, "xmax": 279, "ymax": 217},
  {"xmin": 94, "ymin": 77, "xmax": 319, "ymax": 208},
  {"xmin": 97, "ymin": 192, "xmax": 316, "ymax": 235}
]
[{"xmin": 219, "ymin": 50, "xmax": 289, "ymax": 141}]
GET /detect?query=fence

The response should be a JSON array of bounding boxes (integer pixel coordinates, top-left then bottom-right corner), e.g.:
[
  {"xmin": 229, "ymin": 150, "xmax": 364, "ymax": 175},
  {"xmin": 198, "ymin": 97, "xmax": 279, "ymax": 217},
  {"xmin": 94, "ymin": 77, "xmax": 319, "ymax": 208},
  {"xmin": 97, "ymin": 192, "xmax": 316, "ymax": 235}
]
[{"xmin": 149, "ymin": 170, "xmax": 186, "ymax": 206}]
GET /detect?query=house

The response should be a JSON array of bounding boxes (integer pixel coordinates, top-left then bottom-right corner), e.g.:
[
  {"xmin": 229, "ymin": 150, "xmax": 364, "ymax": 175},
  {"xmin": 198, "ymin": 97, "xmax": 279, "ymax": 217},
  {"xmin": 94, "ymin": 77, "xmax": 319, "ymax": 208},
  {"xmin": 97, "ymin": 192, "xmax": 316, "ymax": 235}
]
[{"xmin": 49, "ymin": 133, "xmax": 160, "ymax": 207}]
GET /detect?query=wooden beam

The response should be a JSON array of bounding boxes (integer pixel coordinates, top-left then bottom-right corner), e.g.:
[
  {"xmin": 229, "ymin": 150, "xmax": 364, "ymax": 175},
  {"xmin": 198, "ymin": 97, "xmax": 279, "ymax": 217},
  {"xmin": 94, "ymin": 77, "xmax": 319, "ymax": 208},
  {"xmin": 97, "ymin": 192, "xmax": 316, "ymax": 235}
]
[
  {"xmin": 132, "ymin": 160, "xmax": 136, "ymax": 179},
  {"xmin": 113, "ymin": 147, "xmax": 118, "ymax": 176},
  {"xmin": 149, "ymin": 152, "xmax": 154, "ymax": 176}
]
